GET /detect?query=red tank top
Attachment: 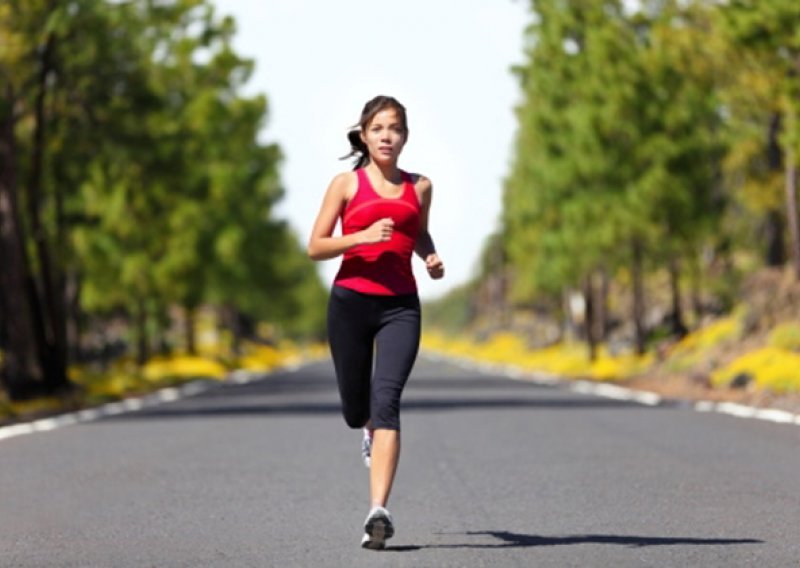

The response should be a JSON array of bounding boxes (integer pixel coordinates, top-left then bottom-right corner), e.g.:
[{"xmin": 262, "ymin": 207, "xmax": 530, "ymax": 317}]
[{"xmin": 334, "ymin": 168, "xmax": 420, "ymax": 296}]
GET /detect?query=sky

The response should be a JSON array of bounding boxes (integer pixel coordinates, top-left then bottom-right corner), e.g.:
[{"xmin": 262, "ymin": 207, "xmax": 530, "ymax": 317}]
[{"xmin": 221, "ymin": 0, "xmax": 531, "ymax": 300}]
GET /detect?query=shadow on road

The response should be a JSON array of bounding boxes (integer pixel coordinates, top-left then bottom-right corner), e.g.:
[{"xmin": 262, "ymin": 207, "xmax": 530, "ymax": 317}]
[
  {"xmin": 102, "ymin": 362, "xmax": 669, "ymax": 422},
  {"xmin": 385, "ymin": 530, "xmax": 763, "ymax": 551},
  {"xmin": 104, "ymin": 394, "xmax": 652, "ymax": 421}
]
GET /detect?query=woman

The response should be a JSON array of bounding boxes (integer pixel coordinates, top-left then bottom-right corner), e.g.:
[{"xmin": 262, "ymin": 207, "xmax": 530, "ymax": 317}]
[{"xmin": 307, "ymin": 95, "xmax": 444, "ymax": 549}]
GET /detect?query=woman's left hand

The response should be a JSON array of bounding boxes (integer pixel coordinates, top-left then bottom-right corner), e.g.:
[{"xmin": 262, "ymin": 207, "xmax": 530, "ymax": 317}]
[{"xmin": 425, "ymin": 254, "xmax": 444, "ymax": 279}]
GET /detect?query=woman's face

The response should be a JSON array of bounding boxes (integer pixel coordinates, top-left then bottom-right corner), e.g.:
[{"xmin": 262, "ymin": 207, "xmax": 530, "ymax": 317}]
[{"xmin": 361, "ymin": 107, "xmax": 407, "ymax": 166}]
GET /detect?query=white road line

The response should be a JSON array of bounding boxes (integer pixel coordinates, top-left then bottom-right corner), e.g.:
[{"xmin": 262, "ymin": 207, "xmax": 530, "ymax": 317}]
[
  {"xmin": 753, "ymin": 409, "xmax": 796, "ymax": 424},
  {"xmin": 31, "ymin": 418, "xmax": 60, "ymax": 432},
  {"xmin": 0, "ymin": 363, "xmax": 308, "ymax": 444},
  {"xmin": 122, "ymin": 398, "xmax": 143, "ymax": 412},
  {"xmin": 693, "ymin": 400, "xmax": 800, "ymax": 425},
  {"xmin": 0, "ymin": 424, "xmax": 35, "ymax": 440},
  {"xmin": 694, "ymin": 401, "xmax": 715, "ymax": 412},
  {"xmin": 717, "ymin": 402, "xmax": 758, "ymax": 419},
  {"xmin": 421, "ymin": 351, "xmax": 800, "ymax": 428},
  {"xmin": 157, "ymin": 388, "xmax": 180, "ymax": 403}
]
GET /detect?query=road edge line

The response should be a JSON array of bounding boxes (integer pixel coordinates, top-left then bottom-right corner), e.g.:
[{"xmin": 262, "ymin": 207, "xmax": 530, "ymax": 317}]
[
  {"xmin": 0, "ymin": 360, "xmax": 314, "ymax": 443},
  {"xmin": 421, "ymin": 351, "xmax": 800, "ymax": 427}
]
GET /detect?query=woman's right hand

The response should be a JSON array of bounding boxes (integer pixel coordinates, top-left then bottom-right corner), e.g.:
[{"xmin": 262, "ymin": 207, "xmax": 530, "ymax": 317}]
[{"xmin": 361, "ymin": 217, "xmax": 395, "ymax": 244}]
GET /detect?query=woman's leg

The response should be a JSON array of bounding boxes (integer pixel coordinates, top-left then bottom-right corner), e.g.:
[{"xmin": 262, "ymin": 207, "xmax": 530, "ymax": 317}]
[
  {"xmin": 370, "ymin": 430, "xmax": 401, "ymax": 507},
  {"xmin": 327, "ymin": 287, "xmax": 375, "ymax": 429},
  {"xmin": 369, "ymin": 296, "xmax": 421, "ymax": 507}
]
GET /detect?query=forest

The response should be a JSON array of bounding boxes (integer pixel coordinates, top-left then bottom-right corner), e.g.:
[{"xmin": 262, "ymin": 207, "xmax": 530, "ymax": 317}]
[
  {"xmin": 426, "ymin": 0, "xmax": 800, "ymax": 398},
  {"xmin": 0, "ymin": 0, "xmax": 326, "ymax": 403},
  {"xmin": 3, "ymin": 0, "xmax": 800, "ymax": 410}
]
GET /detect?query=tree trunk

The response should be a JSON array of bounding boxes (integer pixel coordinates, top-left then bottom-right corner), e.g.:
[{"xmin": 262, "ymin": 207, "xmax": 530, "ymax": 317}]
[
  {"xmin": 765, "ymin": 113, "xmax": 786, "ymax": 266},
  {"xmin": 596, "ymin": 267, "xmax": 609, "ymax": 342},
  {"xmin": 763, "ymin": 209, "xmax": 785, "ymax": 266},
  {"xmin": 668, "ymin": 256, "xmax": 688, "ymax": 338},
  {"xmin": 785, "ymin": 149, "xmax": 800, "ymax": 279},
  {"xmin": 135, "ymin": 298, "xmax": 149, "ymax": 366},
  {"xmin": 583, "ymin": 273, "xmax": 597, "ymax": 361},
  {"xmin": 184, "ymin": 304, "xmax": 196, "ymax": 355},
  {"xmin": 690, "ymin": 251, "xmax": 703, "ymax": 328},
  {"xmin": 26, "ymin": 30, "xmax": 69, "ymax": 392},
  {"xmin": 65, "ymin": 270, "xmax": 81, "ymax": 363},
  {"xmin": 228, "ymin": 305, "xmax": 243, "ymax": 358},
  {"xmin": 632, "ymin": 239, "xmax": 646, "ymax": 356},
  {"xmin": 0, "ymin": 85, "xmax": 47, "ymax": 399}
]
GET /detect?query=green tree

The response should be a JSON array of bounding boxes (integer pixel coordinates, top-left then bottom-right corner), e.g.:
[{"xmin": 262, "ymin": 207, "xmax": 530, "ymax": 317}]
[
  {"xmin": 720, "ymin": 1, "xmax": 800, "ymax": 279},
  {"xmin": 504, "ymin": 0, "xmax": 726, "ymax": 357},
  {"xmin": 505, "ymin": 0, "xmax": 646, "ymax": 356},
  {"xmin": 1, "ymin": 0, "xmax": 326, "ymax": 399}
]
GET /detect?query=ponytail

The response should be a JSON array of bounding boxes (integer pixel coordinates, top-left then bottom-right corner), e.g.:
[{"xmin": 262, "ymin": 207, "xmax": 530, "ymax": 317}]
[{"xmin": 340, "ymin": 128, "xmax": 369, "ymax": 170}]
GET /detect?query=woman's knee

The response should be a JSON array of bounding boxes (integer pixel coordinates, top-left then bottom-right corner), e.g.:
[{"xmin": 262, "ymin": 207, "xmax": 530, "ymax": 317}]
[
  {"xmin": 370, "ymin": 397, "xmax": 401, "ymax": 430},
  {"xmin": 342, "ymin": 406, "xmax": 370, "ymax": 429}
]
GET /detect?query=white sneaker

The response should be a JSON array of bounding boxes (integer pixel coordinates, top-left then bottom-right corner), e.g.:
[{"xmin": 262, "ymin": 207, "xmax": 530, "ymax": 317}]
[
  {"xmin": 361, "ymin": 428, "xmax": 373, "ymax": 468},
  {"xmin": 361, "ymin": 506, "xmax": 394, "ymax": 550}
]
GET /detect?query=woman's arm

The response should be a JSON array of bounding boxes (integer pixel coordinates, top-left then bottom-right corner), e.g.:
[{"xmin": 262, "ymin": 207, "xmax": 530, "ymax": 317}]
[
  {"xmin": 414, "ymin": 176, "xmax": 444, "ymax": 279},
  {"xmin": 307, "ymin": 172, "xmax": 395, "ymax": 261}
]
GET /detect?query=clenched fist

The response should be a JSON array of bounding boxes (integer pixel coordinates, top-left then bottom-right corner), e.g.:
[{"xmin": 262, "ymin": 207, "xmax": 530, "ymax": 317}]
[
  {"xmin": 425, "ymin": 253, "xmax": 444, "ymax": 279},
  {"xmin": 362, "ymin": 217, "xmax": 395, "ymax": 244}
]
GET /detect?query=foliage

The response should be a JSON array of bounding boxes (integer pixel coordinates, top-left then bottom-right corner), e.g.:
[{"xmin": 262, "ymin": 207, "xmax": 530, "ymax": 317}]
[
  {"xmin": 711, "ymin": 346, "xmax": 800, "ymax": 393},
  {"xmin": 433, "ymin": 0, "xmax": 796, "ymax": 370},
  {"xmin": 766, "ymin": 322, "xmax": 800, "ymax": 352},
  {"xmin": 662, "ymin": 314, "xmax": 741, "ymax": 372},
  {"xmin": 0, "ymin": 0, "xmax": 326, "ymax": 399},
  {"xmin": 422, "ymin": 331, "xmax": 651, "ymax": 381},
  {"xmin": 423, "ymin": 281, "xmax": 477, "ymax": 334},
  {"xmin": 415, "ymin": 0, "xmax": 800, "ymax": 396}
]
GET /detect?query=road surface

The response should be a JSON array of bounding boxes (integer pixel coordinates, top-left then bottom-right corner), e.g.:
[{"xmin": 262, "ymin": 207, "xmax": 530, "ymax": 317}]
[{"xmin": 1, "ymin": 356, "xmax": 798, "ymax": 567}]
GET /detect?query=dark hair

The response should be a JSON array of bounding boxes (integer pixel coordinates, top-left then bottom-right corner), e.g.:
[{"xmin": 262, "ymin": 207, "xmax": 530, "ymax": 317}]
[{"xmin": 341, "ymin": 95, "xmax": 408, "ymax": 170}]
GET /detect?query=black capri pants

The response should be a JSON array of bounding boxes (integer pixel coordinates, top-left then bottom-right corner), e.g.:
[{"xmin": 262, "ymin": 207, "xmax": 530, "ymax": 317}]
[{"xmin": 327, "ymin": 285, "xmax": 421, "ymax": 431}]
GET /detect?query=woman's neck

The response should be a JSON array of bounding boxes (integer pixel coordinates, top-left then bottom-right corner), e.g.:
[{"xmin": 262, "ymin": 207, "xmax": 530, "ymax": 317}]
[{"xmin": 366, "ymin": 161, "xmax": 401, "ymax": 184}]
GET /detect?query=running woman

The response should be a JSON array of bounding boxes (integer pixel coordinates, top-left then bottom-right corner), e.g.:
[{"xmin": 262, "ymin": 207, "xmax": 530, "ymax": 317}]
[{"xmin": 307, "ymin": 95, "xmax": 444, "ymax": 549}]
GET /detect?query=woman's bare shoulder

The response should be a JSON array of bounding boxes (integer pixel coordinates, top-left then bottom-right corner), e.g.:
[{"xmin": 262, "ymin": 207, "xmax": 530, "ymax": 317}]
[
  {"xmin": 407, "ymin": 172, "xmax": 432, "ymax": 207},
  {"xmin": 328, "ymin": 170, "xmax": 359, "ymax": 200},
  {"xmin": 408, "ymin": 172, "xmax": 432, "ymax": 191}
]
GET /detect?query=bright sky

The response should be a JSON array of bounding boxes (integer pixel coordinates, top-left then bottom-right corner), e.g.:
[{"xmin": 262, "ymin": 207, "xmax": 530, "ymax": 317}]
[{"xmin": 222, "ymin": 0, "xmax": 531, "ymax": 300}]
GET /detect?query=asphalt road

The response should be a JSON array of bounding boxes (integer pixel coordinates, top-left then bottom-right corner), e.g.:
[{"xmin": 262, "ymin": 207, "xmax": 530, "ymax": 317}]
[{"xmin": 1, "ymin": 356, "xmax": 799, "ymax": 567}]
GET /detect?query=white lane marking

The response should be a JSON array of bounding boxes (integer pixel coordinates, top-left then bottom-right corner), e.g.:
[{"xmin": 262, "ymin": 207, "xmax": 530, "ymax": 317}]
[
  {"xmin": 77, "ymin": 408, "xmax": 101, "ymax": 421},
  {"xmin": 568, "ymin": 381, "xmax": 664, "ymax": 407},
  {"xmin": 632, "ymin": 391, "xmax": 662, "ymax": 406},
  {"xmin": 229, "ymin": 370, "xmax": 251, "ymax": 384},
  {"xmin": 693, "ymin": 400, "xmax": 799, "ymax": 425},
  {"xmin": 31, "ymin": 418, "xmax": 60, "ymax": 432},
  {"xmin": 717, "ymin": 402, "xmax": 758, "ymax": 419},
  {"xmin": 0, "ymin": 362, "xmax": 313, "ymax": 443},
  {"xmin": 695, "ymin": 401, "xmax": 715, "ymax": 412},
  {"xmin": 122, "ymin": 398, "xmax": 143, "ymax": 412},
  {"xmin": 0, "ymin": 423, "xmax": 35, "ymax": 440},
  {"xmin": 100, "ymin": 402, "xmax": 126, "ymax": 416},
  {"xmin": 420, "ymin": 351, "xmax": 800, "ymax": 427},
  {"xmin": 157, "ymin": 388, "xmax": 180, "ymax": 403},
  {"xmin": 754, "ymin": 409, "xmax": 796, "ymax": 424}
]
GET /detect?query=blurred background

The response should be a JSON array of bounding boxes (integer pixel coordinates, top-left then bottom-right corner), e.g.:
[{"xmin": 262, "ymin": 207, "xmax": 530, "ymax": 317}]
[{"xmin": 2, "ymin": 0, "xmax": 800, "ymax": 413}]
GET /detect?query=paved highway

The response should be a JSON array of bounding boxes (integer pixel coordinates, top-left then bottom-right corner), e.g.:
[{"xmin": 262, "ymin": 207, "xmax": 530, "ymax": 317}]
[{"xmin": 1, "ymin": 357, "xmax": 798, "ymax": 567}]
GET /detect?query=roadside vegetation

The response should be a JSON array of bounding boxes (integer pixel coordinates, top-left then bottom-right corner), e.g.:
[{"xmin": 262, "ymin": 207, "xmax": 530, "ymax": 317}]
[
  {"xmin": 424, "ymin": 1, "xmax": 800, "ymax": 406},
  {"xmin": 4, "ymin": 1, "xmax": 800, "ymax": 422},
  {"xmin": 0, "ymin": 1, "xmax": 328, "ymax": 421}
]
